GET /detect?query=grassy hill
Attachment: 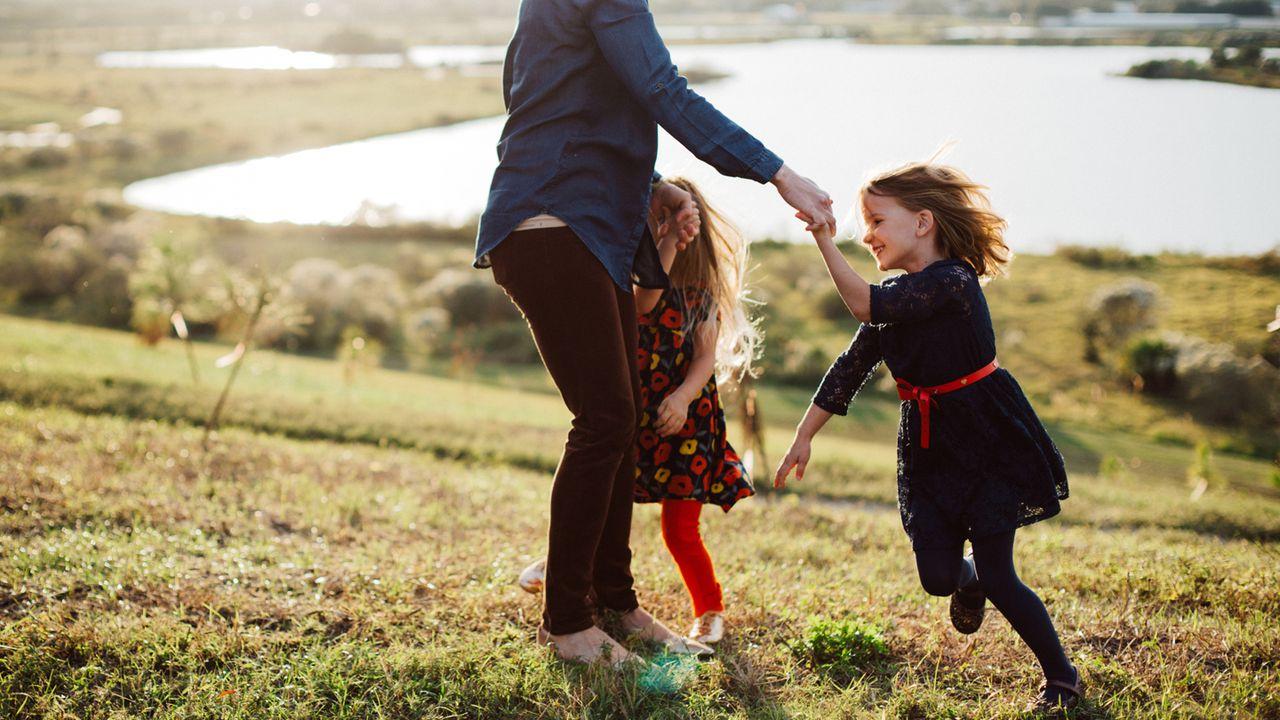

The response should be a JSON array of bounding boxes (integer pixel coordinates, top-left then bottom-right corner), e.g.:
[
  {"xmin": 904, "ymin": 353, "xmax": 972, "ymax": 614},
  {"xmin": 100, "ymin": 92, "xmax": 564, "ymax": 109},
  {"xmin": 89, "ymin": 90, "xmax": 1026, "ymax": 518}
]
[{"xmin": 1, "ymin": 313, "xmax": 1278, "ymax": 718}]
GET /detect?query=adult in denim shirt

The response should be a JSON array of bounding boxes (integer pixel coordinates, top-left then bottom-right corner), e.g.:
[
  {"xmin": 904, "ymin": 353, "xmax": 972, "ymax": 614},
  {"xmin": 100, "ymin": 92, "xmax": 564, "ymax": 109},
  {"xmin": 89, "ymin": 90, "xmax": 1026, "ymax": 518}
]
[{"xmin": 478, "ymin": 0, "xmax": 835, "ymax": 665}]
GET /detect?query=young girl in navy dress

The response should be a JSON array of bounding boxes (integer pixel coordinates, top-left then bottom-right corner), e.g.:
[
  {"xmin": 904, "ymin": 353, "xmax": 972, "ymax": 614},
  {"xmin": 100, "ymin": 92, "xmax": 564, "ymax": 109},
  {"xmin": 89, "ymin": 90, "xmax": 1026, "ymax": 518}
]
[
  {"xmin": 520, "ymin": 178, "xmax": 757, "ymax": 653},
  {"xmin": 774, "ymin": 162, "xmax": 1084, "ymax": 714}
]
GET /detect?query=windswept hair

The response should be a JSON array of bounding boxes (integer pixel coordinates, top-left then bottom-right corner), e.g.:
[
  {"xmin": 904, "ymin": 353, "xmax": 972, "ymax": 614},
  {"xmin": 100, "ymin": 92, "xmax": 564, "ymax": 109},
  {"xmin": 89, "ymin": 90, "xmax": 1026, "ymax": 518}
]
[
  {"xmin": 664, "ymin": 177, "xmax": 761, "ymax": 384},
  {"xmin": 862, "ymin": 162, "xmax": 1011, "ymax": 279}
]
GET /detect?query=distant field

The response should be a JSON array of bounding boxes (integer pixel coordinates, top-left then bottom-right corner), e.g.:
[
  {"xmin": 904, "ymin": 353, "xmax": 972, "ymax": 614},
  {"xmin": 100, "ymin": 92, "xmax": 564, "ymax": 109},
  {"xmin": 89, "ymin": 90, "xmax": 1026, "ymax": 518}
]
[
  {"xmin": 1, "ymin": 314, "xmax": 1278, "ymax": 718},
  {"xmin": 0, "ymin": 55, "xmax": 505, "ymax": 190}
]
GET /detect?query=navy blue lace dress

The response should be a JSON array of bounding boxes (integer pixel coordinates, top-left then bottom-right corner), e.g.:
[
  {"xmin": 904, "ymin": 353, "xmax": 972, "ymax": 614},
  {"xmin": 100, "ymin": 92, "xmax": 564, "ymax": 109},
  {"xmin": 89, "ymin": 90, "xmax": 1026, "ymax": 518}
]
[{"xmin": 812, "ymin": 259, "xmax": 1069, "ymax": 549}]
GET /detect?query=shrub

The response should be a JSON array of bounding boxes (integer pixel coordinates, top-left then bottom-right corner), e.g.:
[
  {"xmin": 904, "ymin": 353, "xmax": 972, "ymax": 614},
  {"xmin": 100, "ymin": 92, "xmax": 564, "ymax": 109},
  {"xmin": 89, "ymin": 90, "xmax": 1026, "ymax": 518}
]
[
  {"xmin": 72, "ymin": 255, "xmax": 133, "ymax": 328},
  {"xmin": 419, "ymin": 269, "xmax": 521, "ymax": 328},
  {"xmin": 280, "ymin": 258, "xmax": 351, "ymax": 350},
  {"xmin": 153, "ymin": 128, "xmax": 193, "ymax": 156},
  {"xmin": 24, "ymin": 146, "xmax": 72, "ymax": 169},
  {"xmin": 1099, "ymin": 454, "xmax": 1129, "ymax": 480},
  {"xmin": 1126, "ymin": 58, "xmax": 1206, "ymax": 80},
  {"xmin": 0, "ymin": 230, "xmax": 39, "ymax": 302},
  {"xmin": 129, "ymin": 296, "xmax": 170, "ymax": 345},
  {"xmin": 1055, "ymin": 244, "xmax": 1154, "ymax": 269},
  {"xmin": 1187, "ymin": 441, "xmax": 1219, "ymax": 500},
  {"xmin": 1123, "ymin": 335, "xmax": 1179, "ymax": 395},
  {"xmin": 128, "ymin": 233, "xmax": 224, "ymax": 340},
  {"xmin": 344, "ymin": 264, "xmax": 406, "ymax": 346},
  {"xmin": 817, "ymin": 287, "xmax": 852, "ymax": 321},
  {"xmin": 0, "ymin": 189, "xmax": 79, "ymax": 235},
  {"xmin": 394, "ymin": 242, "xmax": 443, "ymax": 285},
  {"xmin": 405, "ymin": 307, "xmax": 451, "ymax": 359},
  {"xmin": 277, "ymin": 260, "xmax": 408, "ymax": 352},
  {"xmin": 1082, "ymin": 279, "xmax": 1162, "ymax": 362},
  {"xmin": 1204, "ymin": 248, "xmax": 1280, "ymax": 275},
  {"xmin": 108, "ymin": 136, "xmax": 144, "ymax": 162},
  {"xmin": 89, "ymin": 217, "xmax": 150, "ymax": 262},
  {"xmin": 765, "ymin": 339, "xmax": 834, "ymax": 387},
  {"xmin": 1169, "ymin": 334, "xmax": 1280, "ymax": 424},
  {"xmin": 440, "ymin": 321, "xmax": 540, "ymax": 365},
  {"xmin": 791, "ymin": 618, "xmax": 889, "ymax": 681},
  {"xmin": 32, "ymin": 225, "xmax": 100, "ymax": 299}
]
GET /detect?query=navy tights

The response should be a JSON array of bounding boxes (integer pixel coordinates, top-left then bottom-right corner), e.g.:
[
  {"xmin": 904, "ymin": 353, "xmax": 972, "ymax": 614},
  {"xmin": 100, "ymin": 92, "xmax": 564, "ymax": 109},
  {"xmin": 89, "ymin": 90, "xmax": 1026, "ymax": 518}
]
[{"xmin": 914, "ymin": 530, "xmax": 1075, "ymax": 683}]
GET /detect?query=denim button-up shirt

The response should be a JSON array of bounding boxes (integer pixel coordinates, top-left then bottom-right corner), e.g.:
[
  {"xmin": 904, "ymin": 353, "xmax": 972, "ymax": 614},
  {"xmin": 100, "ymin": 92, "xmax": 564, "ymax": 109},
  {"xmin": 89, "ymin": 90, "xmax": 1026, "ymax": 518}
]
[{"xmin": 474, "ymin": 0, "xmax": 785, "ymax": 292}]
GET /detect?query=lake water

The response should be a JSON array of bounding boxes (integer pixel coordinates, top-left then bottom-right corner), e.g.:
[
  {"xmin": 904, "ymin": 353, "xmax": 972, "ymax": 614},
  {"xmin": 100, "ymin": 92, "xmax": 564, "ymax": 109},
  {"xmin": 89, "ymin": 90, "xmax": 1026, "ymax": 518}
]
[{"xmin": 122, "ymin": 41, "xmax": 1280, "ymax": 255}]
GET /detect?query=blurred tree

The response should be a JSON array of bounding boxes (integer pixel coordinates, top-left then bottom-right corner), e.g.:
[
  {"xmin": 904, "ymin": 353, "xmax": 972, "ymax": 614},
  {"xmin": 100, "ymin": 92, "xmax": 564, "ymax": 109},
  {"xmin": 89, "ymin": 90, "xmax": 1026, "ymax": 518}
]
[{"xmin": 128, "ymin": 236, "xmax": 223, "ymax": 382}]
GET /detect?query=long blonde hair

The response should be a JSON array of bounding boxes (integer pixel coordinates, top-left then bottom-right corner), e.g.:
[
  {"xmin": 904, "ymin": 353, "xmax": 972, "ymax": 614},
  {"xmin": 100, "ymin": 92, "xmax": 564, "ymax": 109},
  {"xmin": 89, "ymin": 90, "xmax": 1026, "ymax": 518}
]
[
  {"xmin": 664, "ymin": 177, "xmax": 761, "ymax": 383},
  {"xmin": 862, "ymin": 162, "xmax": 1011, "ymax": 279}
]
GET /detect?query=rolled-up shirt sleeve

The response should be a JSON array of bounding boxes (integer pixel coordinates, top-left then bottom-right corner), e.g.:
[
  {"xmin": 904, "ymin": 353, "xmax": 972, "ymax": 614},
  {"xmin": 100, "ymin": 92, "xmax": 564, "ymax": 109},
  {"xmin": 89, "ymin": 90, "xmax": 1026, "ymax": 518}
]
[
  {"xmin": 586, "ymin": 0, "xmax": 784, "ymax": 184},
  {"xmin": 812, "ymin": 323, "xmax": 884, "ymax": 416}
]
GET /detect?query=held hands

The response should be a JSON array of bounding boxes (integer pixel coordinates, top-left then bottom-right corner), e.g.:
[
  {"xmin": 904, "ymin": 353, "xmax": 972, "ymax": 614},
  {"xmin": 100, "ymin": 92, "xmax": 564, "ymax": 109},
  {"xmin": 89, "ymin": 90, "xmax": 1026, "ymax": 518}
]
[
  {"xmin": 650, "ymin": 181, "xmax": 700, "ymax": 250},
  {"xmin": 773, "ymin": 434, "xmax": 812, "ymax": 489},
  {"xmin": 655, "ymin": 387, "xmax": 694, "ymax": 437},
  {"xmin": 773, "ymin": 164, "xmax": 836, "ymax": 234},
  {"xmin": 809, "ymin": 222, "xmax": 836, "ymax": 246}
]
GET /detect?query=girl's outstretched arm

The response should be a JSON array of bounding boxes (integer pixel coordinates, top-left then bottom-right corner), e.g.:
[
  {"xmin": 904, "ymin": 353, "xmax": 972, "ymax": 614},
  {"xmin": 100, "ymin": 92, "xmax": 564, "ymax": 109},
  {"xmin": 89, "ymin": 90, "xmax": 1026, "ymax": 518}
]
[
  {"xmin": 774, "ymin": 404, "xmax": 833, "ymax": 489},
  {"xmin": 779, "ymin": 322, "xmax": 883, "ymax": 489},
  {"xmin": 811, "ymin": 226, "xmax": 872, "ymax": 322}
]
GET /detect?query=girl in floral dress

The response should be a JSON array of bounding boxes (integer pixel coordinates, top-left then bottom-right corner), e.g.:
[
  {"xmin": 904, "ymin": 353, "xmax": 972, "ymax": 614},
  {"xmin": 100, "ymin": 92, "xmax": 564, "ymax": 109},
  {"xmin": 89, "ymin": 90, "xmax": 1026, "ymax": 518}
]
[{"xmin": 521, "ymin": 178, "xmax": 759, "ymax": 650}]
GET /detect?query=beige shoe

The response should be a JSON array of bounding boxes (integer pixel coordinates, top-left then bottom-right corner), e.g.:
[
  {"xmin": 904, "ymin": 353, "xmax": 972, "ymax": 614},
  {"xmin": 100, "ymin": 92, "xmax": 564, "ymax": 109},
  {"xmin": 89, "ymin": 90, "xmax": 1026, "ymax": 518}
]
[
  {"xmin": 657, "ymin": 634, "xmax": 715, "ymax": 657},
  {"xmin": 621, "ymin": 607, "xmax": 714, "ymax": 657},
  {"xmin": 690, "ymin": 611, "xmax": 724, "ymax": 645},
  {"xmin": 518, "ymin": 558, "xmax": 546, "ymax": 594}
]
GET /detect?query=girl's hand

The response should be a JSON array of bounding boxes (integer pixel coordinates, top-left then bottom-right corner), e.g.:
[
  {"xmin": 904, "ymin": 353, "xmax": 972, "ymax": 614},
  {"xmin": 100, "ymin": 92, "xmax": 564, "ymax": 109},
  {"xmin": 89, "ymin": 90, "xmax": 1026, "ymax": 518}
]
[
  {"xmin": 652, "ymin": 208, "xmax": 684, "ymax": 248},
  {"xmin": 655, "ymin": 388, "xmax": 693, "ymax": 437},
  {"xmin": 773, "ymin": 436, "xmax": 812, "ymax": 489},
  {"xmin": 651, "ymin": 182, "xmax": 700, "ymax": 250},
  {"xmin": 801, "ymin": 213, "xmax": 836, "ymax": 245}
]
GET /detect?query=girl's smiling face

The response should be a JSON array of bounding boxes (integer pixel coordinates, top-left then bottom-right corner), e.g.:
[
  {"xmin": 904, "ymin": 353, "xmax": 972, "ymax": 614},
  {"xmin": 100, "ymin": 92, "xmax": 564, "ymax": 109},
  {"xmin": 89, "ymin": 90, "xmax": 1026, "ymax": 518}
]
[{"xmin": 860, "ymin": 192, "xmax": 940, "ymax": 273}]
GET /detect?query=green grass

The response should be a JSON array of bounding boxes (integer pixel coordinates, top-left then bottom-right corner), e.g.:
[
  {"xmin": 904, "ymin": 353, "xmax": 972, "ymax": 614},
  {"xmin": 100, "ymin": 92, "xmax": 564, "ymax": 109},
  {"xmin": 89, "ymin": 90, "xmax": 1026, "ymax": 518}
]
[{"xmin": 1, "ymin": 313, "xmax": 1279, "ymax": 718}]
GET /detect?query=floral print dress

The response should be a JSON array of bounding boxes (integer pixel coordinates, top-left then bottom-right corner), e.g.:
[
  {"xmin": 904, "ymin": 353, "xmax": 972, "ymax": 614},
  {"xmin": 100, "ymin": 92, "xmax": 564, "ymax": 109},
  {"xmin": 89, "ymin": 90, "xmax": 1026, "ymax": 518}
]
[{"xmin": 634, "ymin": 286, "xmax": 754, "ymax": 511}]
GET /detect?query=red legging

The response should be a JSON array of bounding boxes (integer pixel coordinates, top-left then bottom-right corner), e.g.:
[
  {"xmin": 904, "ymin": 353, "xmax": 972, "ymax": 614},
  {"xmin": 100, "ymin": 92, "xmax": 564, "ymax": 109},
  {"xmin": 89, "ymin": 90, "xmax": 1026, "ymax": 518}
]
[{"xmin": 660, "ymin": 499, "xmax": 724, "ymax": 617}]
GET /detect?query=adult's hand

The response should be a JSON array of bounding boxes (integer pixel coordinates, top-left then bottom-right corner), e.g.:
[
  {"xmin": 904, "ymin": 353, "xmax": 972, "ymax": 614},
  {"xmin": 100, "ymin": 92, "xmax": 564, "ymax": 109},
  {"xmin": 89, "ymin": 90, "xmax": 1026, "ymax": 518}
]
[
  {"xmin": 771, "ymin": 164, "xmax": 835, "ymax": 234},
  {"xmin": 650, "ymin": 181, "xmax": 700, "ymax": 249}
]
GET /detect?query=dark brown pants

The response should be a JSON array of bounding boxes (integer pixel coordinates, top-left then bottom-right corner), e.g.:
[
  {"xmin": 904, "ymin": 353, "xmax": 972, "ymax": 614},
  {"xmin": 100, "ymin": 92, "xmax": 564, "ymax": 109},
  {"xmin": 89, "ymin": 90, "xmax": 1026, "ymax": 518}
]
[{"xmin": 489, "ymin": 227, "xmax": 641, "ymax": 634}]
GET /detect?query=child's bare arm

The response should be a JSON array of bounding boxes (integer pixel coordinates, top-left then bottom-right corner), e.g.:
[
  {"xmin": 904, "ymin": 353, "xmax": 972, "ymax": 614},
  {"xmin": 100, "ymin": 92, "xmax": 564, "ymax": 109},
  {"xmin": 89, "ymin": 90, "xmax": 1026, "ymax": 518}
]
[
  {"xmin": 635, "ymin": 226, "xmax": 683, "ymax": 315},
  {"xmin": 774, "ymin": 403, "xmax": 834, "ymax": 489},
  {"xmin": 812, "ymin": 226, "xmax": 873, "ymax": 322},
  {"xmin": 654, "ymin": 314, "xmax": 717, "ymax": 436}
]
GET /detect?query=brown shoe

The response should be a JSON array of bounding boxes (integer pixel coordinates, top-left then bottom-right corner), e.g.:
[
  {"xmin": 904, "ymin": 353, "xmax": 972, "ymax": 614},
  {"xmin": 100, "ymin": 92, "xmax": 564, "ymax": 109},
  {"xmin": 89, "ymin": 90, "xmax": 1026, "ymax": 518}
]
[
  {"xmin": 949, "ymin": 584, "xmax": 986, "ymax": 634},
  {"xmin": 1026, "ymin": 671, "xmax": 1085, "ymax": 717}
]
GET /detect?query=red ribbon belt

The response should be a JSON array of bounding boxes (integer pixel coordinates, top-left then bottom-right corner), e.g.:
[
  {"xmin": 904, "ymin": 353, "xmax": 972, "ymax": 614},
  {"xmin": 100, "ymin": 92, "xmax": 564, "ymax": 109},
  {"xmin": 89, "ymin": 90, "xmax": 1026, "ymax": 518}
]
[{"xmin": 895, "ymin": 358, "xmax": 999, "ymax": 449}]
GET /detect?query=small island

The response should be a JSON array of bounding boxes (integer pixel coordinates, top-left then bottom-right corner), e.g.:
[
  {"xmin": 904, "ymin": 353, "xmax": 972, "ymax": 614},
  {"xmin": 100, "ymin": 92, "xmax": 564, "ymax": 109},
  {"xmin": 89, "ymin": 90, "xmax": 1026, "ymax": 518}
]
[{"xmin": 1127, "ymin": 42, "xmax": 1280, "ymax": 89}]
